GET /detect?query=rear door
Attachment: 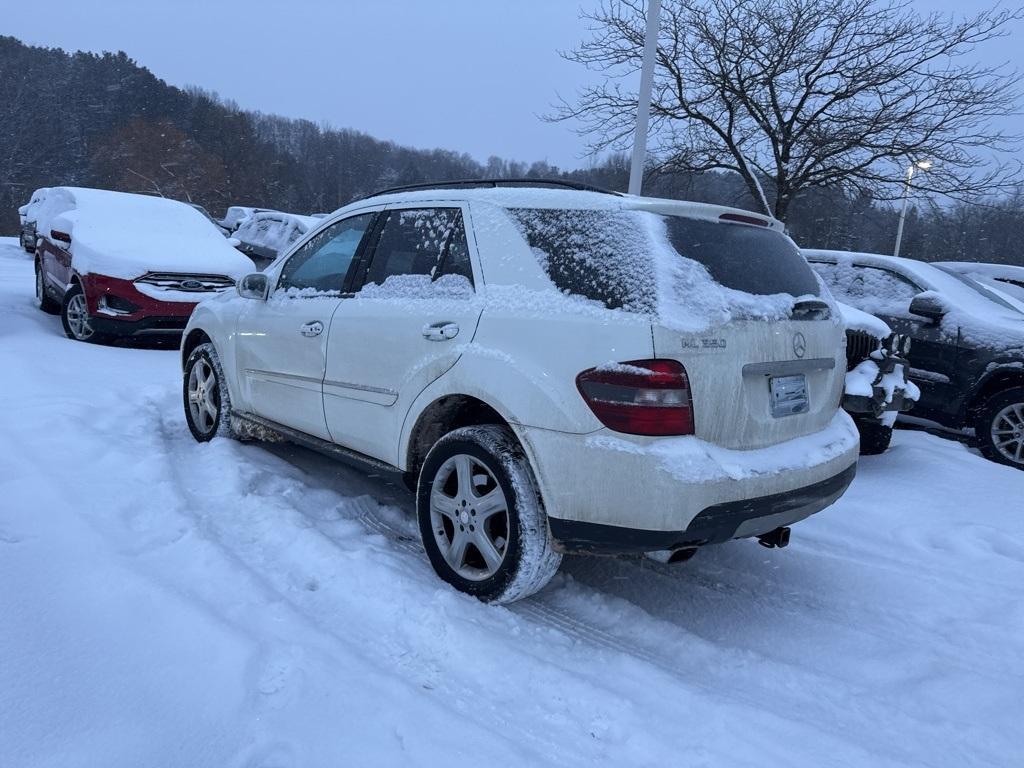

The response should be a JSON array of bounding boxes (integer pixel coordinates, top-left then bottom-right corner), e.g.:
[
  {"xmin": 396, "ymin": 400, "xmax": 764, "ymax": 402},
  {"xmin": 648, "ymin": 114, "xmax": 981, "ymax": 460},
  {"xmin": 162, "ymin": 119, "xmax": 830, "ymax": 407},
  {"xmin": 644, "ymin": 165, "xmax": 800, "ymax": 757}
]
[
  {"xmin": 234, "ymin": 212, "xmax": 376, "ymax": 439},
  {"xmin": 322, "ymin": 204, "xmax": 482, "ymax": 465}
]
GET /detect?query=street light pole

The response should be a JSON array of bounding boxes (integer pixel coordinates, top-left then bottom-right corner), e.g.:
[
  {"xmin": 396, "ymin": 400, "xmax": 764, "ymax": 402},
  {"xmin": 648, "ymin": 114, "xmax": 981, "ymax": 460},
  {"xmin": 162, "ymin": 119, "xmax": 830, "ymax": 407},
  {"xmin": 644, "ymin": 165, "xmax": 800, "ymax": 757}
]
[
  {"xmin": 628, "ymin": 0, "xmax": 661, "ymax": 196},
  {"xmin": 893, "ymin": 160, "xmax": 931, "ymax": 257}
]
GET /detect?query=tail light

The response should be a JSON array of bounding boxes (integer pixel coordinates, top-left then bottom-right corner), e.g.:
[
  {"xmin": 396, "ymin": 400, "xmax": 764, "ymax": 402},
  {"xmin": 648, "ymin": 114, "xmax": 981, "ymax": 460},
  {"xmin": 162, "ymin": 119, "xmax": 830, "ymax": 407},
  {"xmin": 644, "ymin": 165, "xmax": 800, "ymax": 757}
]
[{"xmin": 576, "ymin": 359, "xmax": 694, "ymax": 436}]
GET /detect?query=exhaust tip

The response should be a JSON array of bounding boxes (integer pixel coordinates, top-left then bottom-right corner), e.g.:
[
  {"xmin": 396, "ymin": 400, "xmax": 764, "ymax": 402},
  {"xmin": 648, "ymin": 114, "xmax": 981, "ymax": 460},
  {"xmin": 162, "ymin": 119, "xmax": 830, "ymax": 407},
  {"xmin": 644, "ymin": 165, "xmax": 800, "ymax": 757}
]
[
  {"xmin": 644, "ymin": 547, "xmax": 699, "ymax": 565},
  {"xmin": 757, "ymin": 527, "xmax": 791, "ymax": 549}
]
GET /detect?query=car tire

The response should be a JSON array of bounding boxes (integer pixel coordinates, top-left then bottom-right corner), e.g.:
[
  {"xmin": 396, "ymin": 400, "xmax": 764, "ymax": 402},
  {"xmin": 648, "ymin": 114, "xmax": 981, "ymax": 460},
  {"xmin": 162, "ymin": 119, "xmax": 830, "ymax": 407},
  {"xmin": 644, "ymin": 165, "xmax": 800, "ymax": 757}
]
[
  {"xmin": 60, "ymin": 282, "xmax": 108, "ymax": 343},
  {"xmin": 854, "ymin": 416, "xmax": 893, "ymax": 455},
  {"xmin": 35, "ymin": 260, "xmax": 60, "ymax": 314},
  {"xmin": 22, "ymin": 234, "xmax": 36, "ymax": 253},
  {"xmin": 976, "ymin": 387, "xmax": 1024, "ymax": 470},
  {"xmin": 417, "ymin": 425, "xmax": 562, "ymax": 604},
  {"xmin": 183, "ymin": 342, "xmax": 239, "ymax": 442}
]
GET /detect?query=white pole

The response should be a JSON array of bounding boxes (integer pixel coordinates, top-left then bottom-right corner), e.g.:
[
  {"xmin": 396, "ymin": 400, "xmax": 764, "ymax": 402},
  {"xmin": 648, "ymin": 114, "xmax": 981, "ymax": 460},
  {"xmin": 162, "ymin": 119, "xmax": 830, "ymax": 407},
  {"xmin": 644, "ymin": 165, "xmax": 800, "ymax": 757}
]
[
  {"xmin": 628, "ymin": 0, "xmax": 661, "ymax": 196},
  {"xmin": 893, "ymin": 164, "xmax": 914, "ymax": 257}
]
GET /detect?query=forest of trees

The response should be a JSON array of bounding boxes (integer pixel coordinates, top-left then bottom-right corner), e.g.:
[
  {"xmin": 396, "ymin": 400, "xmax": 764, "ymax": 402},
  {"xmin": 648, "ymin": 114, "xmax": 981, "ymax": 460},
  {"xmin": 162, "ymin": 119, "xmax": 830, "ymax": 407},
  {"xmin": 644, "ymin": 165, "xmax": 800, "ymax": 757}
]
[{"xmin": 1, "ymin": 35, "xmax": 1021, "ymax": 265}]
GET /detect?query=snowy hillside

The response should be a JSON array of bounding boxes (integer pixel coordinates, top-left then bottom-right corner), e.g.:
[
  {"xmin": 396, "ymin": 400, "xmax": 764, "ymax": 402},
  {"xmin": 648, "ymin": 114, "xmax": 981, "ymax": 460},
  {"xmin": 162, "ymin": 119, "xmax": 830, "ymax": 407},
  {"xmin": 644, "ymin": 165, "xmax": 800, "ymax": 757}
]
[{"xmin": 1, "ymin": 238, "xmax": 1022, "ymax": 767}]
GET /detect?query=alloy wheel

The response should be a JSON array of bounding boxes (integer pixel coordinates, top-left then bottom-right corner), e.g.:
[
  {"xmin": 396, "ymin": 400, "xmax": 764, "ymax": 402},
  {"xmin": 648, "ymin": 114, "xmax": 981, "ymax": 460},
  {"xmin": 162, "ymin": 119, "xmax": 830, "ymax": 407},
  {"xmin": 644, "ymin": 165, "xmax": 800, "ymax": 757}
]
[
  {"xmin": 429, "ymin": 454, "xmax": 510, "ymax": 581},
  {"xmin": 65, "ymin": 293, "xmax": 94, "ymax": 340},
  {"xmin": 187, "ymin": 358, "xmax": 221, "ymax": 436},
  {"xmin": 991, "ymin": 403, "xmax": 1024, "ymax": 465}
]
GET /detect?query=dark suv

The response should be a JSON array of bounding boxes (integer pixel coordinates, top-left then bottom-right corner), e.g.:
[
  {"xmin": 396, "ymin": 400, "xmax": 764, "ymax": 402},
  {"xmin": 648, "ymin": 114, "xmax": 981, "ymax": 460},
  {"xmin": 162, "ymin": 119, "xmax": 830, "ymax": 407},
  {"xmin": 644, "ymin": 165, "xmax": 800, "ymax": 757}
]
[{"xmin": 808, "ymin": 249, "xmax": 1024, "ymax": 470}]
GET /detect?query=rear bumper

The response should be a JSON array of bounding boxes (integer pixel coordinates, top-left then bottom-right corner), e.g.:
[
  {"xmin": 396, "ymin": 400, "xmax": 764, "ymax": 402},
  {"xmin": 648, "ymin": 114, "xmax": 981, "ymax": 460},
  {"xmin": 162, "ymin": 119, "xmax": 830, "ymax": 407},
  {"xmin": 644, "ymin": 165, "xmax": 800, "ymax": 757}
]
[
  {"xmin": 520, "ymin": 410, "xmax": 860, "ymax": 553},
  {"xmin": 549, "ymin": 463, "xmax": 856, "ymax": 554}
]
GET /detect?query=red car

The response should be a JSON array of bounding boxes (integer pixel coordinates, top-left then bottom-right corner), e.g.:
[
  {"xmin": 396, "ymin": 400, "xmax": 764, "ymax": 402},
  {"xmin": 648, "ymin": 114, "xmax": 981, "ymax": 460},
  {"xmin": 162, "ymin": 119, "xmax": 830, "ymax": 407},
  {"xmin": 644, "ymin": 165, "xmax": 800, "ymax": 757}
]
[{"xmin": 31, "ymin": 187, "xmax": 255, "ymax": 342}]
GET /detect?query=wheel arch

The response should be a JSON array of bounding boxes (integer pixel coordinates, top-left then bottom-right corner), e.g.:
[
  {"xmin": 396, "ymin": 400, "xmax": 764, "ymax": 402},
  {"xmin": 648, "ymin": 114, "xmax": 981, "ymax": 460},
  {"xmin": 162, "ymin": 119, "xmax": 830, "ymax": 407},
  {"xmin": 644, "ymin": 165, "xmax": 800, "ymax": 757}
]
[
  {"xmin": 181, "ymin": 328, "xmax": 213, "ymax": 371},
  {"xmin": 966, "ymin": 366, "xmax": 1024, "ymax": 419}
]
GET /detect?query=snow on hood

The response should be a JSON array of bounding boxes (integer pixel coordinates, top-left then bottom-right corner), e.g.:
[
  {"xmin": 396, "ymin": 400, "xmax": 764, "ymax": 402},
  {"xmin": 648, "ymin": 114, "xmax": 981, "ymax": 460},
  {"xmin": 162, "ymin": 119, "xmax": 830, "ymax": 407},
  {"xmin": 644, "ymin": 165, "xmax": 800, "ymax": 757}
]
[
  {"xmin": 39, "ymin": 188, "xmax": 255, "ymax": 280},
  {"xmin": 836, "ymin": 302, "xmax": 891, "ymax": 338}
]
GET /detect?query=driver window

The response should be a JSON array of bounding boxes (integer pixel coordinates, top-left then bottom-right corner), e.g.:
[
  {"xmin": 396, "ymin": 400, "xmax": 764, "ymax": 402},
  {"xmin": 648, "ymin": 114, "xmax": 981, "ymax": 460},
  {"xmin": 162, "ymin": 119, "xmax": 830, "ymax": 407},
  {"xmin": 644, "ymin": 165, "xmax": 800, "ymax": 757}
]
[
  {"xmin": 815, "ymin": 262, "xmax": 920, "ymax": 315},
  {"xmin": 278, "ymin": 213, "xmax": 375, "ymax": 294}
]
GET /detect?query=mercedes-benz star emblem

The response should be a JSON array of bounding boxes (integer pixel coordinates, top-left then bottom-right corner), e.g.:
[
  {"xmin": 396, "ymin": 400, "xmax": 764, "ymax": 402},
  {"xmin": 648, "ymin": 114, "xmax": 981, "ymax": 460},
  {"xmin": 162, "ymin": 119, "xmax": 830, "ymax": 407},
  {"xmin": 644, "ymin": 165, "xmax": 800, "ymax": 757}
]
[{"xmin": 793, "ymin": 332, "xmax": 807, "ymax": 359}]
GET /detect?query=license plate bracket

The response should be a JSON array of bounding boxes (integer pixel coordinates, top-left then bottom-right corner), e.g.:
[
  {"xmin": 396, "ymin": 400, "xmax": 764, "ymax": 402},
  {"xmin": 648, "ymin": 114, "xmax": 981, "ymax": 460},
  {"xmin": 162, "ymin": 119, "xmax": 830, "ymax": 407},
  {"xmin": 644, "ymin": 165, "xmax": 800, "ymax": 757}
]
[{"xmin": 769, "ymin": 374, "xmax": 809, "ymax": 418}]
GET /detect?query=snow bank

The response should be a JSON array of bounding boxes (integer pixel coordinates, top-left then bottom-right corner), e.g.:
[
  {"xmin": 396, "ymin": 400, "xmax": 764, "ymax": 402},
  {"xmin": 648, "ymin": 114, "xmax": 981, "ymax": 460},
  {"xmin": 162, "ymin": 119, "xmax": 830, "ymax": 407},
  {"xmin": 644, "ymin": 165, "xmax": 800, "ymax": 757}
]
[{"xmin": 35, "ymin": 188, "xmax": 255, "ymax": 280}]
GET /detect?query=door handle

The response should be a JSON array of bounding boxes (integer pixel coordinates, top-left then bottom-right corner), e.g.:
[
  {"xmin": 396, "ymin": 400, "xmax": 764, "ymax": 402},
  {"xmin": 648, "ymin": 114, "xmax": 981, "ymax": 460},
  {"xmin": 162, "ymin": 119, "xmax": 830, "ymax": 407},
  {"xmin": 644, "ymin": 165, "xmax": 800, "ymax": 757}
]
[
  {"xmin": 422, "ymin": 322, "xmax": 459, "ymax": 341},
  {"xmin": 300, "ymin": 321, "xmax": 324, "ymax": 337}
]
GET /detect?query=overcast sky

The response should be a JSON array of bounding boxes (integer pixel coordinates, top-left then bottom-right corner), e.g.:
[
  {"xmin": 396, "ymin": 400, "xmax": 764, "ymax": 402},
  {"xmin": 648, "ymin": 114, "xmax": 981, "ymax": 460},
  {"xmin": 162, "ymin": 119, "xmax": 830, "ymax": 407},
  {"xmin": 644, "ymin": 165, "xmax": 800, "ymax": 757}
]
[{"xmin": 5, "ymin": 0, "xmax": 1022, "ymax": 169}]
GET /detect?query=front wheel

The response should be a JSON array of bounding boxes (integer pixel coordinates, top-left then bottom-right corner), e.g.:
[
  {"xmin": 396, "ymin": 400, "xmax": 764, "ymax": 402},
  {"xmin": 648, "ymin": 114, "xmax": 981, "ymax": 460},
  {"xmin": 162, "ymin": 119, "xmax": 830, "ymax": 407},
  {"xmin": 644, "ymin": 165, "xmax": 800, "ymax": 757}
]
[
  {"xmin": 183, "ymin": 342, "xmax": 239, "ymax": 442},
  {"xmin": 417, "ymin": 425, "xmax": 561, "ymax": 604},
  {"xmin": 35, "ymin": 261, "xmax": 59, "ymax": 314},
  {"xmin": 60, "ymin": 282, "xmax": 107, "ymax": 343},
  {"xmin": 976, "ymin": 388, "xmax": 1024, "ymax": 470}
]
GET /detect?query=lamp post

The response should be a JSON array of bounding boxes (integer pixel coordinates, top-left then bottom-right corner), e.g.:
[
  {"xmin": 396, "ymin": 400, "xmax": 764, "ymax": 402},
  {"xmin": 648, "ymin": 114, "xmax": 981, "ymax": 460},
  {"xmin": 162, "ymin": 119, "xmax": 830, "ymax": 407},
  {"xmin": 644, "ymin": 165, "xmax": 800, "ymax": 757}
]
[
  {"xmin": 893, "ymin": 160, "xmax": 932, "ymax": 257},
  {"xmin": 628, "ymin": 0, "xmax": 662, "ymax": 196}
]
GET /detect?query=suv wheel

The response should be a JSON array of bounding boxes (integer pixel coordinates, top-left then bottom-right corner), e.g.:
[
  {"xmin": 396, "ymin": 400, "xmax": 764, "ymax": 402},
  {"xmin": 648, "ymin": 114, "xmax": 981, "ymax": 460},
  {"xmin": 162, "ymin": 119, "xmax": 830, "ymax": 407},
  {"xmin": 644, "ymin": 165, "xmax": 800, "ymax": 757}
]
[
  {"xmin": 183, "ymin": 342, "xmax": 238, "ymax": 442},
  {"xmin": 60, "ymin": 283, "xmax": 106, "ymax": 343},
  {"xmin": 417, "ymin": 425, "xmax": 561, "ymax": 603},
  {"xmin": 977, "ymin": 387, "xmax": 1024, "ymax": 470},
  {"xmin": 35, "ymin": 261, "xmax": 60, "ymax": 314},
  {"xmin": 853, "ymin": 416, "xmax": 893, "ymax": 455}
]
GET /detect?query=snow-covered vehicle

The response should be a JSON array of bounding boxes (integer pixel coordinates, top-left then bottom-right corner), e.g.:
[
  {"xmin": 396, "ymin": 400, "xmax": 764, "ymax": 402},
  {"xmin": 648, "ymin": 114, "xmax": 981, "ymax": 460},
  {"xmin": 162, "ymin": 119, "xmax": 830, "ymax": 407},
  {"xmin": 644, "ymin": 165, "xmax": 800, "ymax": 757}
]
[
  {"xmin": 217, "ymin": 205, "xmax": 277, "ymax": 233},
  {"xmin": 180, "ymin": 180, "xmax": 859, "ymax": 603},
  {"xmin": 836, "ymin": 302, "xmax": 918, "ymax": 454},
  {"xmin": 808, "ymin": 249, "xmax": 1024, "ymax": 470},
  {"xmin": 934, "ymin": 261, "xmax": 1024, "ymax": 303},
  {"xmin": 232, "ymin": 210, "xmax": 320, "ymax": 269},
  {"xmin": 32, "ymin": 187, "xmax": 255, "ymax": 343},
  {"xmin": 18, "ymin": 187, "xmax": 51, "ymax": 253}
]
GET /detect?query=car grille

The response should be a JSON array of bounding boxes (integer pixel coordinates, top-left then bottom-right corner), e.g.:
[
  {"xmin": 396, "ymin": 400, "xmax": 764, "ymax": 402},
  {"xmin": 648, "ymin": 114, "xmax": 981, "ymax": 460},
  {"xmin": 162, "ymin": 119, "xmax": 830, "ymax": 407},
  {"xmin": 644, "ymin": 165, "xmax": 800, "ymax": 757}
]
[
  {"xmin": 845, "ymin": 329, "xmax": 878, "ymax": 371},
  {"xmin": 134, "ymin": 273, "xmax": 235, "ymax": 292}
]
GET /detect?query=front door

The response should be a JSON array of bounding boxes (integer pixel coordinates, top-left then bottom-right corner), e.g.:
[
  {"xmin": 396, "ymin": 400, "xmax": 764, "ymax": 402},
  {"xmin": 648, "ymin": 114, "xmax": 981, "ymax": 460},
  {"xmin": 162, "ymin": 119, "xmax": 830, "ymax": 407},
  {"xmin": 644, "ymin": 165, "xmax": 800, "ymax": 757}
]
[
  {"xmin": 323, "ymin": 205, "xmax": 482, "ymax": 465},
  {"xmin": 234, "ymin": 212, "xmax": 376, "ymax": 440}
]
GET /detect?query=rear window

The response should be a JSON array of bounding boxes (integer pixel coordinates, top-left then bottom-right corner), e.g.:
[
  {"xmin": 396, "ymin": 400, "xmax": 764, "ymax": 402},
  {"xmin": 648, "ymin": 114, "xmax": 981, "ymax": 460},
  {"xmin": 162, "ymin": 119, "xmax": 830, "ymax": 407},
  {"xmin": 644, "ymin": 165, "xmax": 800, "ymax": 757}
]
[{"xmin": 508, "ymin": 208, "xmax": 818, "ymax": 312}]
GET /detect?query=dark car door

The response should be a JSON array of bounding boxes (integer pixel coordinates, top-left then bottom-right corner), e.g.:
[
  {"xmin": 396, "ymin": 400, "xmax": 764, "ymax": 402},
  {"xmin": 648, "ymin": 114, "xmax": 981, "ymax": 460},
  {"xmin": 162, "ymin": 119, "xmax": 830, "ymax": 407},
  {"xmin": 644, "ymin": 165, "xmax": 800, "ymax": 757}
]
[{"xmin": 815, "ymin": 260, "xmax": 963, "ymax": 419}]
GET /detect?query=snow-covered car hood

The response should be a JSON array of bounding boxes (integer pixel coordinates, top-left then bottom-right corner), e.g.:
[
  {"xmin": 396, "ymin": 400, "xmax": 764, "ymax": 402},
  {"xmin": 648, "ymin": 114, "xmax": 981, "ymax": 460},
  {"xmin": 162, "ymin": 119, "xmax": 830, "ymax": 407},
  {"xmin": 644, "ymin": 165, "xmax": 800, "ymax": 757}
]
[
  {"xmin": 38, "ymin": 188, "xmax": 255, "ymax": 280},
  {"xmin": 836, "ymin": 301, "xmax": 890, "ymax": 339}
]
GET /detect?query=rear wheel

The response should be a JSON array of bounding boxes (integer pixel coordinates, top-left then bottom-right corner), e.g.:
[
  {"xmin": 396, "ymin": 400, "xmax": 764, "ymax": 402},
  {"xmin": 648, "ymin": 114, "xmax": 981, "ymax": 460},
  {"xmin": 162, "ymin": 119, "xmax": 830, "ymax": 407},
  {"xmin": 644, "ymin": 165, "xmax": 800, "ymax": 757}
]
[
  {"xmin": 417, "ymin": 425, "xmax": 561, "ymax": 604},
  {"xmin": 35, "ymin": 261, "xmax": 59, "ymax": 314},
  {"xmin": 854, "ymin": 417, "xmax": 893, "ymax": 455},
  {"xmin": 183, "ymin": 342, "xmax": 239, "ymax": 442},
  {"xmin": 977, "ymin": 388, "xmax": 1024, "ymax": 470},
  {"xmin": 60, "ymin": 282, "xmax": 107, "ymax": 343}
]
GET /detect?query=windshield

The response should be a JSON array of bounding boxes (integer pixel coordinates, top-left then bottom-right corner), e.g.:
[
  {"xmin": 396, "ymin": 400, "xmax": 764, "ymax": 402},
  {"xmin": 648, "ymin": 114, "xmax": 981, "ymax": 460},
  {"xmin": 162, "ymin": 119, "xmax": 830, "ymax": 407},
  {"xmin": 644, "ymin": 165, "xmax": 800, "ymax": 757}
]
[
  {"xmin": 935, "ymin": 266, "xmax": 1024, "ymax": 314},
  {"xmin": 508, "ymin": 207, "xmax": 819, "ymax": 312}
]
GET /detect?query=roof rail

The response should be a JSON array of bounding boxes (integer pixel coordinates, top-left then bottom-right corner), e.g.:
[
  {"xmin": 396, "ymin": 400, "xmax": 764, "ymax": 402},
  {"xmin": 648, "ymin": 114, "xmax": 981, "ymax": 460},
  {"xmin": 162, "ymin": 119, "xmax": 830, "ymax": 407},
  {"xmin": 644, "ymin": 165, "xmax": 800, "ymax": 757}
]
[{"xmin": 350, "ymin": 178, "xmax": 623, "ymax": 204}]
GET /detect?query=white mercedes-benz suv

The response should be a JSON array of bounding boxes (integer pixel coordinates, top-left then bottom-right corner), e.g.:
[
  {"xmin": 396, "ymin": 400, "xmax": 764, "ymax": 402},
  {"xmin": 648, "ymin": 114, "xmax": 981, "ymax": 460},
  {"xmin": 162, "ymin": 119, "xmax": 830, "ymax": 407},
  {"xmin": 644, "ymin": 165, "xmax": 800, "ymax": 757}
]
[{"xmin": 181, "ymin": 180, "xmax": 859, "ymax": 603}]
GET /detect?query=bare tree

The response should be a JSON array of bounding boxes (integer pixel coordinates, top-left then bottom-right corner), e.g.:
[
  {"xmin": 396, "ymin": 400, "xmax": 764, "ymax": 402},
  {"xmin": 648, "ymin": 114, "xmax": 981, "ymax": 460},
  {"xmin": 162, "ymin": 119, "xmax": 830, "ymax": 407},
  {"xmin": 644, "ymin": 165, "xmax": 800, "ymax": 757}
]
[{"xmin": 552, "ymin": 0, "xmax": 1023, "ymax": 221}]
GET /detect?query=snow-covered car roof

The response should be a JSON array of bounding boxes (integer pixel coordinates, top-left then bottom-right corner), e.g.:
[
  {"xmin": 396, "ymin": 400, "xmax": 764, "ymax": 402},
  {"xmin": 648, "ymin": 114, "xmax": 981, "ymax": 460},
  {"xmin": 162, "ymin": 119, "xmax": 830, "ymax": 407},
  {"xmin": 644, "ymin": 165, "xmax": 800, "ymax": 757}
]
[
  {"xmin": 335, "ymin": 187, "xmax": 785, "ymax": 231},
  {"xmin": 37, "ymin": 187, "xmax": 255, "ymax": 280}
]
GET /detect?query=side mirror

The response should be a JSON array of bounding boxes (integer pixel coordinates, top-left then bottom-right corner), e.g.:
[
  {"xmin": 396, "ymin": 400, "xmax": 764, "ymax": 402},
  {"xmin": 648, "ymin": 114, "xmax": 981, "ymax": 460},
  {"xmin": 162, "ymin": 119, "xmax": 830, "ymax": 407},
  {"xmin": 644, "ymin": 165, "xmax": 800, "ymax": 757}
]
[
  {"xmin": 226, "ymin": 236, "xmax": 241, "ymax": 248},
  {"xmin": 237, "ymin": 272, "xmax": 270, "ymax": 301},
  {"xmin": 909, "ymin": 293, "xmax": 946, "ymax": 322},
  {"xmin": 50, "ymin": 229, "xmax": 72, "ymax": 245}
]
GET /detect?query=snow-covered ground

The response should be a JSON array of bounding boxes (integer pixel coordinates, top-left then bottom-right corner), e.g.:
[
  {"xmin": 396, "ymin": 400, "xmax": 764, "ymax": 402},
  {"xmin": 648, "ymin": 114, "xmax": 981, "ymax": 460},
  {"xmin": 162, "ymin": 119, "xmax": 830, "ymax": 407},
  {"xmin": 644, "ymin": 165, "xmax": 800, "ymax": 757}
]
[{"xmin": 1, "ymin": 237, "xmax": 1022, "ymax": 768}]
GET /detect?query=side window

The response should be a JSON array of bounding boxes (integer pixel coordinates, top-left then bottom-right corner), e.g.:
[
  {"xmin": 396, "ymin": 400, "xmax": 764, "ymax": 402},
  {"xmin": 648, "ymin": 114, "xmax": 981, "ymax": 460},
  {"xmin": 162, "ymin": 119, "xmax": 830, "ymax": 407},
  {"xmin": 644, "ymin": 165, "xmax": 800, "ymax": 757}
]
[
  {"xmin": 815, "ymin": 263, "xmax": 920, "ymax": 315},
  {"xmin": 362, "ymin": 208, "xmax": 474, "ymax": 289},
  {"xmin": 278, "ymin": 213, "xmax": 375, "ymax": 294}
]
